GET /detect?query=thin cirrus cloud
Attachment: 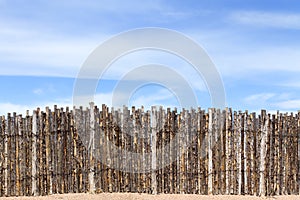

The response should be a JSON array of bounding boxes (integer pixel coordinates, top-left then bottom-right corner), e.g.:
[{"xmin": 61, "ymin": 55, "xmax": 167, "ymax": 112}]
[
  {"xmin": 272, "ymin": 99, "xmax": 300, "ymax": 110},
  {"xmin": 0, "ymin": 29, "xmax": 104, "ymax": 77},
  {"xmin": 243, "ymin": 92, "xmax": 300, "ymax": 111},
  {"xmin": 214, "ymin": 47, "xmax": 300, "ymax": 77},
  {"xmin": 229, "ymin": 11, "xmax": 300, "ymax": 29}
]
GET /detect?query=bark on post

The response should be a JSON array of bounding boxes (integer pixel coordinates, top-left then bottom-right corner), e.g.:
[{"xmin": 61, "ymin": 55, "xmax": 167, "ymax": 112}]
[
  {"xmin": 45, "ymin": 107, "xmax": 52, "ymax": 195},
  {"xmin": 298, "ymin": 111, "xmax": 300, "ymax": 195},
  {"xmin": 31, "ymin": 111, "xmax": 38, "ymax": 196},
  {"xmin": 273, "ymin": 112, "xmax": 280, "ymax": 195},
  {"xmin": 88, "ymin": 103, "xmax": 96, "ymax": 193},
  {"xmin": 225, "ymin": 108, "xmax": 232, "ymax": 194},
  {"xmin": 208, "ymin": 108, "xmax": 213, "ymax": 195},
  {"xmin": 220, "ymin": 110, "xmax": 226, "ymax": 195},
  {"xmin": 196, "ymin": 109, "xmax": 202, "ymax": 194},
  {"xmin": 237, "ymin": 112, "xmax": 244, "ymax": 195},
  {"xmin": 3, "ymin": 115, "xmax": 8, "ymax": 196},
  {"xmin": 244, "ymin": 111, "xmax": 249, "ymax": 195},
  {"xmin": 151, "ymin": 106, "xmax": 157, "ymax": 194},
  {"xmin": 259, "ymin": 110, "xmax": 268, "ymax": 196}
]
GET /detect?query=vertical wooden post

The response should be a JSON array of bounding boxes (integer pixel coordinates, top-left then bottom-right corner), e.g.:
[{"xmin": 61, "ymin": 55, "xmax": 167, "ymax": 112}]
[
  {"xmin": 131, "ymin": 106, "xmax": 137, "ymax": 193},
  {"xmin": 31, "ymin": 111, "xmax": 37, "ymax": 196},
  {"xmin": 15, "ymin": 114, "xmax": 20, "ymax": 196},
  {"xmin": 269, "ymin": 114, "xmax": 276, "ymax": 195},
  {"xmin": 237, "ymin": 112, "xmax": 244, "ymax": 195},
  {"xmin": 151, "ymin": 106, "xmax": 157, "ymax": 194},
  {"xmin": 27, "ymin": 112, "xmax": 33, "ymax": 195},
  {"xmin": 266, "ymin": 113, "xmax": 272, "ymax": 195},
  {"xmin": 167, "ymin": 108, "xmax": 173, "ymax": 194},
  {"xmin": 176, "ymin": 110, "xmax": 181, "ymax": 194},
  {"xmin": 108, "ymin": 108, "xmax": 114, "ymax": 193},
  {"xmin": 52, "ymin": 106, "xmax": 58, "ymax": 194},
  {"xmin": 282, "ymin": 113, "xmax": 287, "ymax": 194},
  {"xmin": 220, "ymin": 110, "xmax": 226, "ymax": 195},
  {"xmin": 278, "ymin": 113, "xmax": 283, "ymax": 195},
  {"xmin": 88, "ymin": 103, "xmax": 96, "ymax": 193},
  {"xmin": 273, "ymin": 112, "xmax": 280, "ymax": 195},
  {"xmin": 11, "ymin": 113, "xmax": 17, "ymax": 196},
  {"xmin": 45, "ymin": 107, "xmax": 52, "ymax": 195},
  {"xmin": 196, "ymin": 108, "xmax": 202, "ymax": 194},
  {"xmin": 292, "ymin": 113, "xmax": 298, "ymax": 194},
  {"xmin": 180, "ymin": 109, "xmax": 187, "ymax": 194},
  {"xmin": 225, "ymin": 108, "xmax": 232, "ymax": 194},
  {"xmin": 232, "ymin": 111, "xmax": 238, "ymax": 194},
  {"xmin": 249, "ymin": 112, "xmax": 257, "ymax": 195},
  {"xmin": 208, "ymin": 108, "xmax": 213, "ymax": 195},
  {"xmin": 244, "ymin": 111, "xmax": 249, "ymax": 195},
  {"xmin": 212, "ymin": 109, "xmax": 219, "ymax": 194},
  {"xmin": 3, "ymin": 115, "xmax": 8, "ymax": 196},
  {"xmin": 122, "ymin": 106, "xmax": 129, "ymax": 193},
  {"xmin": 0, "ymin": 117, "xmax": 2, "ymax": 195},
  {"xmin": 259, "ymin": 110, "xmax": 267, "ymax": 196},
  {"xmin": 298, "ymin": 111, "xmax": 300, "ymax": 195},
  {"xmin": 38, "ymin": 110, "xmax": 44, "ymax": 195},
  {"xmin": 160, "ymin": 107, "xmax": 165, "ymax": 194}
]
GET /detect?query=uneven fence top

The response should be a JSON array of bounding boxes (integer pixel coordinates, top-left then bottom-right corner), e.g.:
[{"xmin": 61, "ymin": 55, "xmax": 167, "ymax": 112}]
[{"xmin": 0, "ymin": 103, "xmax": 299, "ymax": 197}]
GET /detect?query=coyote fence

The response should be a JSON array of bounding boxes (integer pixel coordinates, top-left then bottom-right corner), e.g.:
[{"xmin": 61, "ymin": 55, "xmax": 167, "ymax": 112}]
[{"xmin": 0, "ymin": 103, "xmax": 299, "ymax": 197}]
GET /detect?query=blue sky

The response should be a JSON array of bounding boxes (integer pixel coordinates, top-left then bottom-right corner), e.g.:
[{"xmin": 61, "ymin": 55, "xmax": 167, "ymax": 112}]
[{"xmin": 1, "ymin": 0, "xmax": 300, "ymax": 115}]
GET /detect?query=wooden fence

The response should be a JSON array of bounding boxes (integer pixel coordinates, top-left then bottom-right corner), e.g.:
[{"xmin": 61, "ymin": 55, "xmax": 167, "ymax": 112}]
[{"xmin": 0, "ymin": 103, "xmax": 299, "ymax": 196}]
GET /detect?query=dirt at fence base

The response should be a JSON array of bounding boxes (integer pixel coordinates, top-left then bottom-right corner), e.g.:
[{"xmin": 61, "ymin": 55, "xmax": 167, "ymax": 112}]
[{"xmin": 0, "ymin": 193, "xmax": 299, "ymax": 200}]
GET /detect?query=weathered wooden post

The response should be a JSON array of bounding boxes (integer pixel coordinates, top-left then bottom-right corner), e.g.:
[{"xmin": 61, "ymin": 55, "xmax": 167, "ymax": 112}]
[
  {"xmin": 45, "ymin": 107, "xmax": 52, "ymax": 195},
  {"xmin": 259, "ymin": 110, "xmax": 268, "ymax": 196},
  {"xmin": 2, "ymin": 115, "xmax": 8, "ymax": 196},
  {"xmin": 31, "ymin": 111, "xmax": 38, "ymax": 196},
  {"xmin": 196, "ymin": 108, "xmax": 202, "ymax": 194},
  {"xmin": 225, "ymin": 108, "xmax": 232, "ymax": 194},
  {"xmin": 220, "ymin": 110, "xmax": 226, "ymax": 195},
  {"xmin": 243, "ymin": 111, "xmax": 249, "ymax": 195},
  {"xmin": 151, "ymin": 106, "xmax": 157, "ymax": 194},
  {"xmin": 88, "ymin": 102, "xmax": 96, "ymax": 193},
  {"xmin": 237, "ymin": 111, "xmax": 243, "ymax": 195},
  {"xmin": 208, "ymin": 108, "xmax": 213, "ymax": 195},
  {"xmin": 297, "ymin": 111, "xmax": 300, "ymax": 195}
]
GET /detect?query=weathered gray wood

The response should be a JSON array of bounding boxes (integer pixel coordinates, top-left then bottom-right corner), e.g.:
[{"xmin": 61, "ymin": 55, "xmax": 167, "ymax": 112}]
[
  {"xmin": 237, "ymin": 112, "xmax": 244, "ymax": 195},
  {"xmin": 259, "ymin": 110, "xmax": 267, "ymax": 196},
  {"xmin": 208, "ymin": 108, "xmax": 213, "ymax": 195},
  {"xmin": 225, "ymin": 108, "xmax": 232, "ymax": 194},
  {"xmin": 1, "ymin": 105, "xmax": 300, "ymax": 196},
  {"xmin": 250, "ymin": 112, "xmax": 257, "ymax": 195},
  {"xmin": 31, "ymin": 111, "xmax": 38, "ymax": 196},
  {"xmin": 88, "ymin": 103, "xmax": 96, "ymax": 193},
  {"xmin": 45, "ymin": 107, "xmax": 52, "ymax": 195},
  {"xmin": 243, "ymin": 111, "xmax": 249, "ymax": 195},
  {"xmin": 297, "ymin": 112, "xmax": 300, "ymax": 195},
  {"xmin": 298, "ymin": 111, "xmax": 300, "ymax": 195},
  {"xmin": 3, "ymin": 115, "xmax": 8, "ymax": 196},
  {"xmin": 151, "ymin": 106, "xmax": 157, "ymax": 194},
  {"xmin": 232, "ymin": 111, "xmax": 238, "ymax": 194}
]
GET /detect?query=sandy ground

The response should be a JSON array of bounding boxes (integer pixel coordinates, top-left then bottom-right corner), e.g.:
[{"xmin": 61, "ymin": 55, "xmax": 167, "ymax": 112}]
[{"xmin": 0, "ymin": 193, "xmax": 299, "ymax": 200}]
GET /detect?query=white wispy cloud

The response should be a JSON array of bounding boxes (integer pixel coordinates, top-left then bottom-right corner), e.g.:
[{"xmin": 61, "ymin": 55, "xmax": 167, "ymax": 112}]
[
  {"xmin": 33, "ymin": 88, "xmax": 44, "ymax": 95},
  {"xmin": 0, "ymin": 97, "xmax": 72, "ymax": 116},
  {"xmin": 244, "ymin": 93, "xmax": 276, "ymax": 104},
  {"xmin": 129, "ymin": 88, "xmax": 179, "ymax": 109},
  {"xmin": 230, "ymin": 11, "xmax": 300, "ymax": 29},
  {"xmin": 54, "ymin": 0, "xmax": 164, "ymax": 14},
  {"xmin": 272, "ymin": 99, "xmax": 300, "ymax": 110},
  {"xmin": 278, "ymin": 81, "xmax": 300, "ymax": 88},
  {"xmin": 244, "ymin": 92, "xmax": 300, "ymax": 111},
  {"xmin": 0, "ymin": 29, "xmax": 103, "ymax": 77},
  {"xmin": 212, "ymin": 46, "xmax": 300, "ymax": 77}
]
